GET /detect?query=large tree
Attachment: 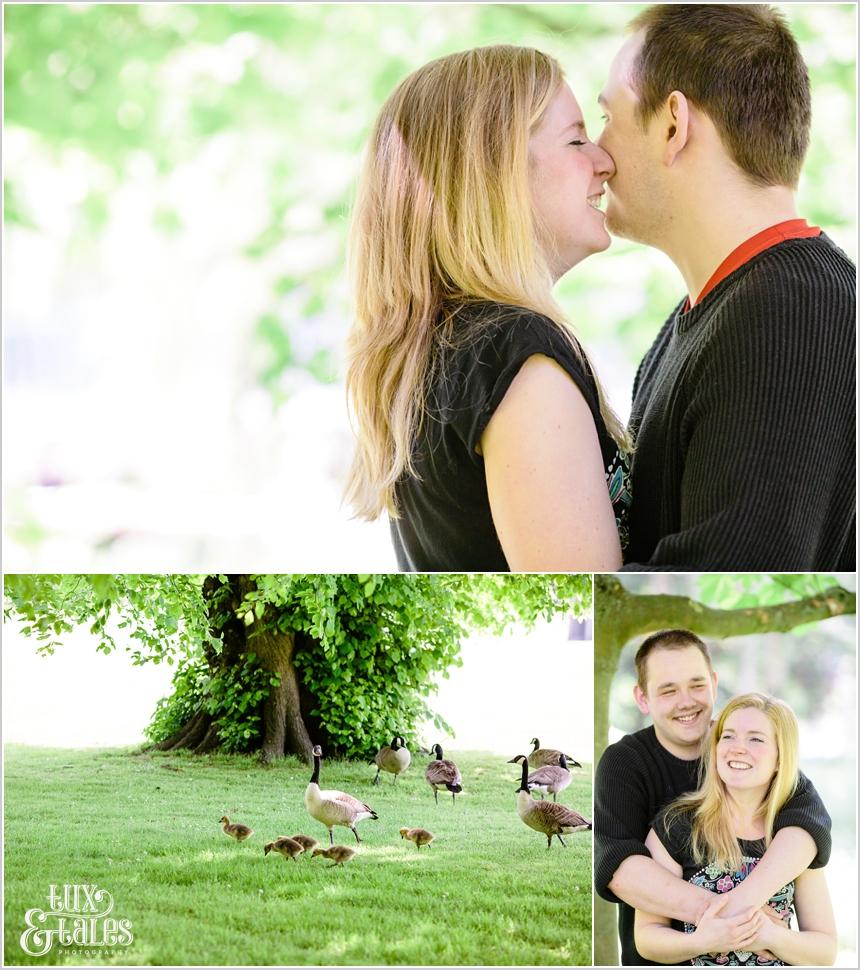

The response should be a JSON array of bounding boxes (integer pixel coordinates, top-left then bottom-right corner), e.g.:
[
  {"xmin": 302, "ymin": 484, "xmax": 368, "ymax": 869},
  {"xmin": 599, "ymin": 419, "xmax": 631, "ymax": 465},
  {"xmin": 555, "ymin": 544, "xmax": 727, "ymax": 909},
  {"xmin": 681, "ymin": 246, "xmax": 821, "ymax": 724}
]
[
  {"xmin": 592, "ymin": 573, "xmax": 855, "ymax": 967},
  {"xmin": 4, "ymin": 572, "xmax": 590, "ymax": 763}
]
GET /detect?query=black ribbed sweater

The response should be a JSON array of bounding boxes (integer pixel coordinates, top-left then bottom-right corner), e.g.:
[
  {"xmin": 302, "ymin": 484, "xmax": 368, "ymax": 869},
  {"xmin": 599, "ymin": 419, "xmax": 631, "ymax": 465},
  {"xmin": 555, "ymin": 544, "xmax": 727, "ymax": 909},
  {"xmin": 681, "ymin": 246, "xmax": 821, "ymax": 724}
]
[
  {"xmin": 594, "ymin": 726, "xmax": 832, "ymax": 966},
  {"xmin": 623, "ymin": 234, "xmax": 855, "ymax": 570}
]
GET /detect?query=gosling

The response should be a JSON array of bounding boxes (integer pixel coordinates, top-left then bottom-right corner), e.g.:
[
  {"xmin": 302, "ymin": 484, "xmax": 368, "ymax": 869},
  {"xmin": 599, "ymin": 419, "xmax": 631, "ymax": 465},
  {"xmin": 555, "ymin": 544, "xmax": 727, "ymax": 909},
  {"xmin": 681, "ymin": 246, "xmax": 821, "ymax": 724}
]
[
  {"xmin": 289, "ymin": 834, "xmax": 319, "ymax": 855},
  {"xmin": 219, "ymin": 816, "xmax": 253, "ymax": 842},
  {"xmin": 400, "ymin": 827, "xmax": 435, "ymax": 850},
  {"xmin": 311, "ymin": 844, "xmax": 357, "ymax": 867},
  {"xmin": 263, "ymin": 836, "xmax": 304, "ymax": 861}
]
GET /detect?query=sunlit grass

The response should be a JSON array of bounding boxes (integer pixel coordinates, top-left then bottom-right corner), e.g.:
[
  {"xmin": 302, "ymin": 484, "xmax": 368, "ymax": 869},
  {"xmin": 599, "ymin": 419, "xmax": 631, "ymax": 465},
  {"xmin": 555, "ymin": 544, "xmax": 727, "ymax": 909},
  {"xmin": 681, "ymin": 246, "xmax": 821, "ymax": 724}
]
[{"xmin": 3, "ymin": 746, "xmax": 592, "ymax": 966}]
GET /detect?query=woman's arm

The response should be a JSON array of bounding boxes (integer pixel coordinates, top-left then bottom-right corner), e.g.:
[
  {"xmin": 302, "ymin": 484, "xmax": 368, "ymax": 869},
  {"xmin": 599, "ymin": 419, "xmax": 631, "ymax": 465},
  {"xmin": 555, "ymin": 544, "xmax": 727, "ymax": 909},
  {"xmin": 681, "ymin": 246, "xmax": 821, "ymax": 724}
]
[
  {"xmin": 634, "ymin": 829, "xmax": 763, "ymax": 963},
  {"xmin": 747, "ymin": 867, "xmax": 837, "ymax": 966},
  {"xmin": 480, "ymin": 354, "xmax": 622, "ymax": 571}
]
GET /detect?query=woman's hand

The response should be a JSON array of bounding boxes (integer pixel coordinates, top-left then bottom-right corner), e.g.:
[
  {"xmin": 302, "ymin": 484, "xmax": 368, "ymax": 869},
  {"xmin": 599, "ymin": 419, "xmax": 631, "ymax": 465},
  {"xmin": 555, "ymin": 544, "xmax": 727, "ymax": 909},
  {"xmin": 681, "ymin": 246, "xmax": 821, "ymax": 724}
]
[
  {"xmin": 691, "ymin": 895, "xmax": 764, "ymax": 955},
  {"xmin": 743, "ymin": 904, "xmax": 786, "ymax": 959}
]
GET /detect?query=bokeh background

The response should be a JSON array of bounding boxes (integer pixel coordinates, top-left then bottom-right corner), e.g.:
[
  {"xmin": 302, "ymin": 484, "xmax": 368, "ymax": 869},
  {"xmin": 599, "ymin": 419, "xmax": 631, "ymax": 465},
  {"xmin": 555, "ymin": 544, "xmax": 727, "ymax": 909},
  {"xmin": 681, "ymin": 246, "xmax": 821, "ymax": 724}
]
[
  {"xmin": 603, "ymin": 573, "xmax": 857, "ymax": 966},
  {"xmin": 4, "ymin": 3, "xmax": 857, "ymax": 571}
]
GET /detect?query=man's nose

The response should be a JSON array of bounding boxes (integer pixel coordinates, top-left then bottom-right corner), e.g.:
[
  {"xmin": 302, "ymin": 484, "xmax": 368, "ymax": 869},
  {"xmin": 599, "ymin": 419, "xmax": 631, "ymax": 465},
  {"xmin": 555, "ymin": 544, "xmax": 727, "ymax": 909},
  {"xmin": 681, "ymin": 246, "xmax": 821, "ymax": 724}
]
[{"xmin": 587, "ymin": 141, "xmax": 616, "ymax": 180}]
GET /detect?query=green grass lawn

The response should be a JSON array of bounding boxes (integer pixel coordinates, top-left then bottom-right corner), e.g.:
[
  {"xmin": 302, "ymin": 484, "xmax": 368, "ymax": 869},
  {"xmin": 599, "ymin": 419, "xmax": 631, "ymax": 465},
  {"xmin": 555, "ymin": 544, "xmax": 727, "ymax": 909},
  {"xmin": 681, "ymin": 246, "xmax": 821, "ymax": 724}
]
[{"xmin": 3, "ymin": 745, "xmax": 593, "ymax": 966}]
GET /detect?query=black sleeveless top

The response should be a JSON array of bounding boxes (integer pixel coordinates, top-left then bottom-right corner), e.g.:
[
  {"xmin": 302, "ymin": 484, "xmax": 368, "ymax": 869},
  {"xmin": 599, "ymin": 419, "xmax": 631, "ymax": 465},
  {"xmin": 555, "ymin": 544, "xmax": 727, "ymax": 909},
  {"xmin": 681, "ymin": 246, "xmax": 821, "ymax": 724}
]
[{"xmin": 391, "ymin": 301, "xmax": 630, "ymax": 571}]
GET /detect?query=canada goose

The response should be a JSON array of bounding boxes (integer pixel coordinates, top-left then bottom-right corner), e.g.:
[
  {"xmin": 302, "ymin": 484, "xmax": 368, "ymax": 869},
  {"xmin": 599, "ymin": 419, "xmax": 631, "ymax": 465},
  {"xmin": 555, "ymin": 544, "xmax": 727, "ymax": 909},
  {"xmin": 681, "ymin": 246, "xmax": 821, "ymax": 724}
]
[
  {"xmin": 373, "ymin": 735, "xmax": 411, "ymax": 785},
  {"xmin": 425, "ymin": 744, "xmax": 463, "ymax": 805},
  {"xmin": 304, "ymin": 744, "xmax": 379, "ymax": 844},
  {"xmin": 400, "ymin": 826, "xmax": 435, "ymax": 850},
  {"xmin": 263, "ymin": 836, "xmax": 304, "ymax": 861},
  {"xmin": 508, "ymin": 753, "xmax": 572, "ymax": 802},
  {"xmin": 312, "ymin": 844, "xmax": 357, "ymax": 867},
  {"xmin": 289, "ymin": 834, "xmax": 319, "ymax": 855},
  {"xmin": 513, "ymin": 755, "xmax": 591, "ymax": 848},
  {"xmin": 219, "ymin": 816, "xmax": 253, "ymax": 842},
  {"xmin": 527, "ymin": 738, "xmax": 582, "ymax": 770}
]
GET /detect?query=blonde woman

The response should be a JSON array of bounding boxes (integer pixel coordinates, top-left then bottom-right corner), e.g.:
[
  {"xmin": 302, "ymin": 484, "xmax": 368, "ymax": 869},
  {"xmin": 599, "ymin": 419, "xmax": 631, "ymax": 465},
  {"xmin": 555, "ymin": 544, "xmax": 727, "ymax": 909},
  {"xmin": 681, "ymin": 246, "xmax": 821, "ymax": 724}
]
[
  {"xmin": 344, "ymin": 46, "xmax": 631, "ymax": 571},
  {"xmin": 635, "ymin": 694, "xmax": 837, "ymax": 966}
]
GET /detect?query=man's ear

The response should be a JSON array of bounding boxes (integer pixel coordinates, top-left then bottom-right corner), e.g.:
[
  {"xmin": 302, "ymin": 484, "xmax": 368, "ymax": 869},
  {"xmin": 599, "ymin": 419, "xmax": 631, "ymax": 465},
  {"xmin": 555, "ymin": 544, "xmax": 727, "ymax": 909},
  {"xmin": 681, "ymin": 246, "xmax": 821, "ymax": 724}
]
[
  {"xmin": 662, "ymin": 90, "xmax": 690, "ymax": 166},
  {"xmin": 633, "ymin": 684, "xmax": 650, "ymax": 716}
]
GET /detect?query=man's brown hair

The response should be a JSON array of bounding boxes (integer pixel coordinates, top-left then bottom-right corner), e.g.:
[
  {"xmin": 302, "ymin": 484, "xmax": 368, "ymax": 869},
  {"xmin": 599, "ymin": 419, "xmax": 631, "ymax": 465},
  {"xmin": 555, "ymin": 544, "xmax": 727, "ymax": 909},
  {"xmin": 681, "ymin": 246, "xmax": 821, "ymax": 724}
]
[
  {"xmin": 634, "ymin": 629, "xmax": 713, "ymax": 693},
  {"xmin": 628, "ymin": 4, "xmax": 811, "ymax": 188}
]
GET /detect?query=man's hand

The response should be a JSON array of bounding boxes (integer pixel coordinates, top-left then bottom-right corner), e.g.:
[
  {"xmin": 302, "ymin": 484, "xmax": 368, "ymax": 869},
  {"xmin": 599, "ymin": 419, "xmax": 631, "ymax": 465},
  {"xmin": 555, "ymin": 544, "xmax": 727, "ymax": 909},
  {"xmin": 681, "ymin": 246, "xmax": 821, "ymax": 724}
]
[{"xmin": 692, "ymin": 896, "xmax": 763, "ymax": 955}]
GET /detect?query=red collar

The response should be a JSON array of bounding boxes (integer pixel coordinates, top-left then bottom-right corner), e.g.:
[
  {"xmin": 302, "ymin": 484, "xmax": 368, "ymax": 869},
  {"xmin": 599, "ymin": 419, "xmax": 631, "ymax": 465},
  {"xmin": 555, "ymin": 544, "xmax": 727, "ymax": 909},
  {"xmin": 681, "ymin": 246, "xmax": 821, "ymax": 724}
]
[{"xmin": 684, "ymin": 219, "xmax": 821, "ymax": 311}]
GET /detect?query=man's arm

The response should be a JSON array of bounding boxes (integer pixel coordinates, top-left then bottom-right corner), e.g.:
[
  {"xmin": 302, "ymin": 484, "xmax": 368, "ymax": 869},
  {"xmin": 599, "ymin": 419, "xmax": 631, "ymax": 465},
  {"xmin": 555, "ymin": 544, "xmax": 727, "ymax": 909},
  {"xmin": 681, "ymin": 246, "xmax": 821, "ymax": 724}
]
[
  {"xmin": 610, "ymin": 854, "xmax": 713, "ymax": 925},
  {"xmin": 594, "ymin": 741, "xmax": 711, "ymax": 921},
  {"xmin": 623, "ymin": 263, "xmax": 855, "ymax": 571},
  {"xmin": 722, "ymin": 771, "xmax": 831, "ymax": 915},
  {"xmin": 721, "ymin": 827, "xmax": 815, "ymax": 916}
]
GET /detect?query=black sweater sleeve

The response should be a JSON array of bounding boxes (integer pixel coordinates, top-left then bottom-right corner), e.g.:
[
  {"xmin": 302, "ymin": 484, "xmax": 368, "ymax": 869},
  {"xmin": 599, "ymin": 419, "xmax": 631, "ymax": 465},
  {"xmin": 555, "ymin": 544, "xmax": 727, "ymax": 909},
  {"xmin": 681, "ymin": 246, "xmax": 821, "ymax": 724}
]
[
  {"xmin": 773, "ymin": 771, "xmax": 832, "ymax": 868},
  {"xmin": 594, "ymin": 741, "xmax": 653, "ymax": 902}
]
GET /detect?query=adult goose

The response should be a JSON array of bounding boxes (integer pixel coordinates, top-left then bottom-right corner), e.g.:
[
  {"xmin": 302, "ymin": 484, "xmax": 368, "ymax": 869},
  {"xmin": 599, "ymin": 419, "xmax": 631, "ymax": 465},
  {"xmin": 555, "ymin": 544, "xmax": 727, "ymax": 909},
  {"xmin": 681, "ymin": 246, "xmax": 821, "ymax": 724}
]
[
  {"xmin": 508, "ymin": 753, "xmax": 572, "ymax": 802},
  {"xmin": 425, "ymin": 743, "xmax": 462, "ymax": 805},
  {"xmin": 513, "ymin": 754, "xmax": 590, "ymax": 848},
  {"xmin": 304, "ymin": 744, "xmax": 378, "ymax": 844},
  {"xmin": 373, "ymin": 735, "xmax": 411, "ymax": 785},
  {"xmin": 527, "ymin": 738, "xmax": 581, "ymax": 770}
]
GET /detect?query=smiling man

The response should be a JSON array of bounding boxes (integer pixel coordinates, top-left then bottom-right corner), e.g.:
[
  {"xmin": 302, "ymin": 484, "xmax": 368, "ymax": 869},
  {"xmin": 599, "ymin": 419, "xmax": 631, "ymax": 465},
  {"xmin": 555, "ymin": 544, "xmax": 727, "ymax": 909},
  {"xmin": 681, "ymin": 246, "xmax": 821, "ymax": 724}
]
[
  {"xmin": 596, "ymin": 4, "xmax": 855, "ymax": 571},
  {"xmin": 594, "ymin": 630, "xmax": 831, "ymax": 966}
]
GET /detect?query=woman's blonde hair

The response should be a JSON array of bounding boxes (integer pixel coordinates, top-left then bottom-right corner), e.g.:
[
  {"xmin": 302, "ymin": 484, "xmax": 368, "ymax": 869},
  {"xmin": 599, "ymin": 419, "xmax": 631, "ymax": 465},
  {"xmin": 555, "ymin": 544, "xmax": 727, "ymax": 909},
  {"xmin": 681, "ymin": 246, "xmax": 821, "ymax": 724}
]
[
  {"xmin": 344, "ymin": 44, "xmax": 628, "ymax": 520},
  {"xmin": 665, "ymin": 693, "xmax": 800, "ymax": 872}
]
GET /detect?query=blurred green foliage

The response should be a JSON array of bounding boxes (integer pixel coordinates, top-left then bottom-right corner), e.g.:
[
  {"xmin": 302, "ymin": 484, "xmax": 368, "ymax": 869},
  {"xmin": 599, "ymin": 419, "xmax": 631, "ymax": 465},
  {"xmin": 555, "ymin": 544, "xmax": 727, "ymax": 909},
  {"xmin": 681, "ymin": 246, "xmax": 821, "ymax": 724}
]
[
  {"xmin": 4, "ymin": 3, "xmax": 856, "ymax": 399},
  {"xmin": 5, "ymin": 572, "xmax": 591, "ymax": 757},
  {"xmin": 609, "ymin": 573, "xmax": 856, "ymax": 736}
]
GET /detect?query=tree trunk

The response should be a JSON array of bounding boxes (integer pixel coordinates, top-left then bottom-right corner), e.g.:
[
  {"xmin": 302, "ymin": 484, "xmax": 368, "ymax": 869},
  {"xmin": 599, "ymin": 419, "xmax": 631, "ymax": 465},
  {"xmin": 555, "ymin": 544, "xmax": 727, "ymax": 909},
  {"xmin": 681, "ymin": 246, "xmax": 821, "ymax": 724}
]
[
  {"xmin": 146, "ymin": 575, "xmax": 314, "ymax": 760},
  {"xmin": 250, "ymin": 625, "xmax": 313, "ymax": 763},
  {"xmin": 592, "ymin": 576, "xmax": 856, "ymax": 967},
  {"xmin": 150, "ymin": 709, "xmax": 211, "ymax": 752}
]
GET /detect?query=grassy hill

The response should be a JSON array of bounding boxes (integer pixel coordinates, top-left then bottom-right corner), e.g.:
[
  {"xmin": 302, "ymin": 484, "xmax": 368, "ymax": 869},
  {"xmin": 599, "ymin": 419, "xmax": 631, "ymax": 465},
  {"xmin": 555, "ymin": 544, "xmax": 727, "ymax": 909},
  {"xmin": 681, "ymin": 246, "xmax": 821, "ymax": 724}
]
[{"xmin": 4, "ymin": 745, "xmax": 592, "ymax": 966}]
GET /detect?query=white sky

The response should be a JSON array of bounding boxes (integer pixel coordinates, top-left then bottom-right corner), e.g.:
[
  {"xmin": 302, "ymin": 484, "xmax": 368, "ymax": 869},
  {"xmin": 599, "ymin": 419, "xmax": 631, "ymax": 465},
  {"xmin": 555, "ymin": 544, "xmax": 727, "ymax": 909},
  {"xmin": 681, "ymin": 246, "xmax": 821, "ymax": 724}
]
[{"xmin": 2, "ymin": 612, "xmax": 591, "ymax": 758}]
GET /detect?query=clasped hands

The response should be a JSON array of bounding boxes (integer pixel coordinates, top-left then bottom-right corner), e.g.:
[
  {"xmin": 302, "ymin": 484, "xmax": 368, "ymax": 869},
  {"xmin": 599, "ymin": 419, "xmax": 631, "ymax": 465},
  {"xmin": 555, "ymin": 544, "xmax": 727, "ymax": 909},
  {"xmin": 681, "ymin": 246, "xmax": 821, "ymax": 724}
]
[{"xmin": 693, "ymin": 891, "xmax": 789, "ymax": 959}]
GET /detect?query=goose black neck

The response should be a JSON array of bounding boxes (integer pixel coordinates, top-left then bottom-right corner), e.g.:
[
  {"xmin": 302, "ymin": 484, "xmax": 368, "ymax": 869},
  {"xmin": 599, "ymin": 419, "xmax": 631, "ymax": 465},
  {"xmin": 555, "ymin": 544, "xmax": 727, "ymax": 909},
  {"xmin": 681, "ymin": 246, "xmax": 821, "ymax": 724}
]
[
  {"xmin": 518, "ymin": 757, "xmax": 530, "ymax": 793},
  {"xmin": 559, "ymin": 754, "xmax": 568, "ymax": 770},
  {"xmin": 310, "ymin": 754, "xmax": 320, "ymax": 785},
  {"xmin": 532, "ymin": 738, "xmax": 540, "ymax": 751},
  {"xmin": 391, "ymin": 736, "xmax": 400, "ymax": 750},
  {"xmin": 435, "ymin": 745, "xmax": 443, "ymax": 760}
]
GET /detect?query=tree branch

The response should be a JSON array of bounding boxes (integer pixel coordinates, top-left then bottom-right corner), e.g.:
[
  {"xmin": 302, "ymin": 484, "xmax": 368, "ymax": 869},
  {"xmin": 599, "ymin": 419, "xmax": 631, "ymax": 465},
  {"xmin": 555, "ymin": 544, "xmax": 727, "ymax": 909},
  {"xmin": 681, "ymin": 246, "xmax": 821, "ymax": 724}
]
[{"xmin": 617, "ymin": 584, "xmax": 855, "ymax": 641}]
